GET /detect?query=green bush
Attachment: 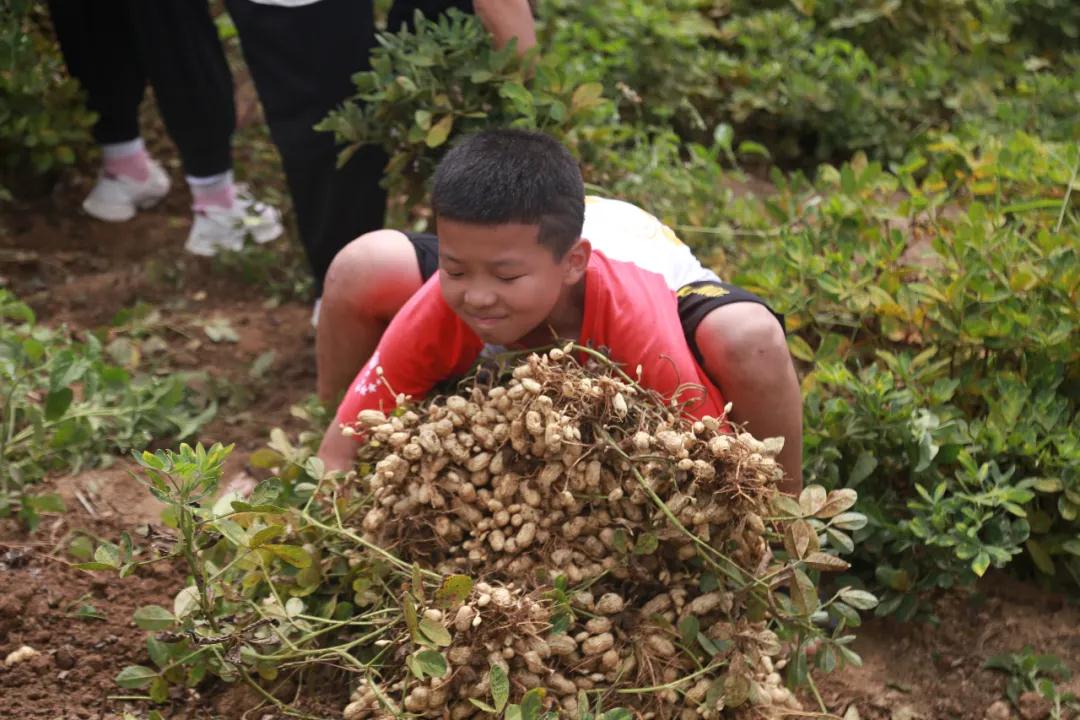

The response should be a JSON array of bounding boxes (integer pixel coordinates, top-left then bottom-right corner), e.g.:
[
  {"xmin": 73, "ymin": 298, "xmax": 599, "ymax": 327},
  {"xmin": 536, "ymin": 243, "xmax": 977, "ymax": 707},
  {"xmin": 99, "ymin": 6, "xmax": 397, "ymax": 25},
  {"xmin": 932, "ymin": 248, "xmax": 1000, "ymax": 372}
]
[
  {"xmin": 540, "ymin": 0, "xmax": 718, "ymax": 134},
  {"xmin": 726, "ymin": 130, "xmax": 1079, "ymax": 614},
  {"xmin": 0, "ymin": 0, "xmax": 94, "ymax": 198},
  {"xmin": 712, "ymin": 0, "xmax": 1080, "ymax": 157},
  {"xmin": 318, "ymin": 10, "xmax": 613, "ymax": 221},
  {"xmin": 540, "ymin": 0, "xmax": 1079, "ymax": 163}
]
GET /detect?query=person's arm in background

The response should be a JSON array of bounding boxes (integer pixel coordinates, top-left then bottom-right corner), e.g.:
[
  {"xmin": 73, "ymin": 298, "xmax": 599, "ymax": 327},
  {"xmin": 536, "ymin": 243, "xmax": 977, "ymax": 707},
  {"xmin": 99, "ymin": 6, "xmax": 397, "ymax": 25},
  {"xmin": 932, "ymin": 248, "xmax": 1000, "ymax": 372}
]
[{"xmin": 473, "ymin": 0, "xmax": 536, "ymax": 55}]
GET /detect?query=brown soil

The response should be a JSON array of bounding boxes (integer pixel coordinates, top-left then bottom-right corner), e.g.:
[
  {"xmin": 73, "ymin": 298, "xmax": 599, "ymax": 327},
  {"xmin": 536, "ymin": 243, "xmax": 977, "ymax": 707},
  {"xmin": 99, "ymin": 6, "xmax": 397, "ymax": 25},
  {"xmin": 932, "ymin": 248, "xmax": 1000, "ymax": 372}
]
[
  {"xmin": 0, "ymin": 509, "xmax": 186, "ymax": 719},
  {"xmin": 2, "ymin": 174, "xmax": 1078, "ymax": 720},
  {"xmin": 817, "ymin": 581, "xmax": 1080, "ymax": 720}
]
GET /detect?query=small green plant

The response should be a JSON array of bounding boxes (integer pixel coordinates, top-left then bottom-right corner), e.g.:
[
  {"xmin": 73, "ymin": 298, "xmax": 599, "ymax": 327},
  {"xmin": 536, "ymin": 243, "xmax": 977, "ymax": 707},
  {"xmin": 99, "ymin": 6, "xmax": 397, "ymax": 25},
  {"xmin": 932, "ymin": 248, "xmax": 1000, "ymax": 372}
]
[
  {"xmin": 0, "ymin": 290, "xmax": 216, "ymax": 528},
  {"xmin": 72, "ymin": 433, "xmax": 407, "ymax": 710},
  {"xmin": 985, "ymin": 646, "xmax": 1078, "ymax": 719}
]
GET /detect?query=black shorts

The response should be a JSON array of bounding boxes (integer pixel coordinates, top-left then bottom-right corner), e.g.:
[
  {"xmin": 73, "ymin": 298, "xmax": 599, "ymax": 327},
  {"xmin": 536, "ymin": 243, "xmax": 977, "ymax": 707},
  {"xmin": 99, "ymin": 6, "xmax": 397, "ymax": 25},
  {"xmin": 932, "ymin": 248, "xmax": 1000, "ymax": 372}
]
[{"xmin": 404, "ymin": 231, "xmax": 785, "ymax": 365}]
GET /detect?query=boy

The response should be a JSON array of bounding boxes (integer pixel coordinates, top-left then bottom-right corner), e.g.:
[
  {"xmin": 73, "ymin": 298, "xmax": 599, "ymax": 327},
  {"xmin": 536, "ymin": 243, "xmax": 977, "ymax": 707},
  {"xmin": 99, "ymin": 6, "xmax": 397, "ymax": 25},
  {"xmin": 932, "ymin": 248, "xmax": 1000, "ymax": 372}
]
[{"xmin": 319, "ymin": 129, "xmax": 802, "ymax": 494}]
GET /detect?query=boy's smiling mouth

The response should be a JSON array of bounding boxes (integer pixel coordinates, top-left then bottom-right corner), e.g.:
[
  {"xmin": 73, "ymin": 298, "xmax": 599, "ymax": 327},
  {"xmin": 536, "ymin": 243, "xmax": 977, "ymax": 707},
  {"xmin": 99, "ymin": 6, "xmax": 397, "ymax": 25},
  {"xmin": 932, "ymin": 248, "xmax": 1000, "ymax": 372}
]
[{"xmin": 467, "ymin": 314, "xmax": 507, "ymax": 328}]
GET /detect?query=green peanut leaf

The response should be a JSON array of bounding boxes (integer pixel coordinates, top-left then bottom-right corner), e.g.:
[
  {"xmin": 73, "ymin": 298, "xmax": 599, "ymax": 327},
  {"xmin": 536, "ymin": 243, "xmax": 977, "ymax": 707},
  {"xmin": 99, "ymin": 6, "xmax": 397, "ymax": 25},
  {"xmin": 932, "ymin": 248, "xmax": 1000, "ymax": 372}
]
[
  {"xmin": 115, "ymin": 665, "xmax": 158, "ymax": 689},
  {"xmin": 133, "ymin": 605, "xmax": 175, "ymax": 631}
]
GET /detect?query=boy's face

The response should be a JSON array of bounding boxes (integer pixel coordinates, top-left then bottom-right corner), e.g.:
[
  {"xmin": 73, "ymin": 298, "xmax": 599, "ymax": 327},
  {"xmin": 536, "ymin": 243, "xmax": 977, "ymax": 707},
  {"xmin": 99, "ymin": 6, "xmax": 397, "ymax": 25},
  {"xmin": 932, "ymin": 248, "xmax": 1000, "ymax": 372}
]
[{"xmin": 438, "ymin": 218, "xmax": 589, "ymax": 347}]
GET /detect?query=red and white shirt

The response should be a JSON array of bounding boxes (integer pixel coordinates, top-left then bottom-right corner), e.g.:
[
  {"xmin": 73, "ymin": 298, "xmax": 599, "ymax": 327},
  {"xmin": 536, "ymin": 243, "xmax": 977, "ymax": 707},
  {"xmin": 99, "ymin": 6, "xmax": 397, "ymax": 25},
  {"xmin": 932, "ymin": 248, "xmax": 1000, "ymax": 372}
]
[
  {"xmin": 582, "ymin": 196, "xmax": 720, "ymax": 290},
  {"xmin": 336, "ymin": 251, "xmax": 725, "ymax": 430}
]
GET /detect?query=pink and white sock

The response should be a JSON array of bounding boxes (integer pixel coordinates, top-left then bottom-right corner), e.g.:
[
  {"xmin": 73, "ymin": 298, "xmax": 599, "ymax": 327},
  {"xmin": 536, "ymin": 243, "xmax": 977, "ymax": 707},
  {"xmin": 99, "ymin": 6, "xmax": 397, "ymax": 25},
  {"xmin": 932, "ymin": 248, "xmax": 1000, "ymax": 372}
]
[
  {"xmin": 188, "ymin": 171, "xmax": 236, "ymax": 211},
  {"xmin": 102, "ymin": 138, "xmax": 151, "ymax": 183}
]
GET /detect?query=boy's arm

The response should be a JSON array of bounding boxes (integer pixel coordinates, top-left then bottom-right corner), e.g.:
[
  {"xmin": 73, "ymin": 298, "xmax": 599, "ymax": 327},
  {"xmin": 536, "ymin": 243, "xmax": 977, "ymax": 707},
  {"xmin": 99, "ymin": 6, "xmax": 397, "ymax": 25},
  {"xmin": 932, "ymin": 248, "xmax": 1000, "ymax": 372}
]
[
  {"xmin": 694, "ymin": 304, "xmax": 803, "ymax": 495},
  {"xmin": 319, "ymin": 278, "xmax": 481, "ymax": 467}
]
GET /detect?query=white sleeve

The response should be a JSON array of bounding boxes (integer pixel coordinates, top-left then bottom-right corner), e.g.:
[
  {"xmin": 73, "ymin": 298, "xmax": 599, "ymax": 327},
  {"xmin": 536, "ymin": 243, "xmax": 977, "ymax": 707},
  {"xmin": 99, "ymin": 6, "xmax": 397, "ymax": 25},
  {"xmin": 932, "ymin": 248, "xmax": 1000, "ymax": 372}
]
[{"xmin": 581, "ymin": 196, "xmax": 721, "ymax": 291}]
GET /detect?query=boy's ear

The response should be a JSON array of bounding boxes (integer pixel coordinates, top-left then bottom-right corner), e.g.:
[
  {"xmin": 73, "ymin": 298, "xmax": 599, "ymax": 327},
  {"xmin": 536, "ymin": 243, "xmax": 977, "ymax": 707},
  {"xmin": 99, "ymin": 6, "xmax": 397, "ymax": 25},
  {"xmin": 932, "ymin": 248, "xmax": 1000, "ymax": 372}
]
[{"xmin": 562, "ymin": 237, "xmax": 591, "ymax": 283}]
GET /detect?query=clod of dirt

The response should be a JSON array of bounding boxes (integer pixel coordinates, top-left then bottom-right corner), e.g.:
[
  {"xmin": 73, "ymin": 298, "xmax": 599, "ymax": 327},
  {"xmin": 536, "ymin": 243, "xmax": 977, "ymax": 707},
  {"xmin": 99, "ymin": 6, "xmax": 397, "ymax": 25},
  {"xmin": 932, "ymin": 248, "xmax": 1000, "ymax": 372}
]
[
  {"xmin": 1017, "ymin": 692, "xmax": 1051, "ymax": 720},
  {"xmin": 892, "ymin": 704, "xmax": 923, "ymax": 720},
  {"xmin": 0, "ymin": 547, "xmax": 31, "ymax": 570},
  {"xmin": 4, "ymin": 645, "xmax": 40, "ymax": 667},
  {"xmin": 213, "ymin": 682, "xmax": 269, "ymax": 718},
  {"xmin": 0, "ymin": 593, "xmax": 23, "ymax": 618},
  {"xmin": 985, "ymin": 700, "xmax": 1012, "ymax": 720},
  {"xmin": 54, "ymin": 645, "xmax": 76, "ymax": 670}
]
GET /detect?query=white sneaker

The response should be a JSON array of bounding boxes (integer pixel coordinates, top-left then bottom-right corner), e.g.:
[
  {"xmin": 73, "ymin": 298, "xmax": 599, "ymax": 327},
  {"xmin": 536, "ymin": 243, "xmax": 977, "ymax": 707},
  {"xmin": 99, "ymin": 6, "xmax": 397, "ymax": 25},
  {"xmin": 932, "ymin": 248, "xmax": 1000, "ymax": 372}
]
[
  {"xmin": 82, "ymin": 161, "xmax": 171, "ymax": 222},
  {"xmin": 184, "ymin": 186, "xmax": 284, "ymax": 257}
]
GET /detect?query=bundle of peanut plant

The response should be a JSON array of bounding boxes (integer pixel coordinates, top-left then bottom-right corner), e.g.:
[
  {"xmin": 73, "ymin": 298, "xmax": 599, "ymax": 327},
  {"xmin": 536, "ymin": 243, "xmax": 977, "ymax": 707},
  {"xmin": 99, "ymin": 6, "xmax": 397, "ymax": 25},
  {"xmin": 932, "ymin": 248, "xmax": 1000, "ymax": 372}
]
[
  {"xmin": 336, "ymin": 345, "xmax": 873, "ymax": 719},
  {"xmin": 86, "ymin": 347, "xmax": 872, "ymax": 719}
]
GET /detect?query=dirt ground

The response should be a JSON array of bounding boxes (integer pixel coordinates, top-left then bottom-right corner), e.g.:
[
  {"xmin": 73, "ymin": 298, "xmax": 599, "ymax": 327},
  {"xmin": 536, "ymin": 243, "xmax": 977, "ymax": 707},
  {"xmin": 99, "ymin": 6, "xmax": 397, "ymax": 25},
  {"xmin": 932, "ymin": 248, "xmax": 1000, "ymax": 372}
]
[{"xmin": 2, "ymin": 175, "xmax": 1078, "ymax": 720}]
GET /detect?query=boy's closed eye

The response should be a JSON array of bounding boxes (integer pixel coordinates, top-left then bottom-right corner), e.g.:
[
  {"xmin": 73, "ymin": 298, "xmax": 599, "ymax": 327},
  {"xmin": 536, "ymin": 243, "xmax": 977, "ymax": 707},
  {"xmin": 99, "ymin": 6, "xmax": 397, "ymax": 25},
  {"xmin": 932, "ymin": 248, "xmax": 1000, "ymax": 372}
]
[{"xmin": 441, "ymin": 266, "xmax": 524, "ymax": 282}]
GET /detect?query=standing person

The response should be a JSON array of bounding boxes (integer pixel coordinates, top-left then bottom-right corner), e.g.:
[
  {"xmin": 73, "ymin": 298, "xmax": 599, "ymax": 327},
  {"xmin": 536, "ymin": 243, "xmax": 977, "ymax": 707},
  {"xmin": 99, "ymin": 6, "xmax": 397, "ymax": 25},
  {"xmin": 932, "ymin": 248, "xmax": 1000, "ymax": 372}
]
[
  {"xmin": 47, "ymin": 0, "xmax": 282, "ymax": 256},
  {"xmin": 223, "ymin": 0, "xmax": 537, "ymax": 303}
]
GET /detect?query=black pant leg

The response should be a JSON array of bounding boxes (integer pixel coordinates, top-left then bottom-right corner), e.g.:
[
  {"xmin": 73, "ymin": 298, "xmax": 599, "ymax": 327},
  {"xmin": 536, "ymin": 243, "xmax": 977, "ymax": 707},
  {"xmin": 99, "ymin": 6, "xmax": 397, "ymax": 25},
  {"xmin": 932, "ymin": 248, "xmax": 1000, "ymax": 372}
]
[
  {"xmin": 225, "ymin": 0, "xmax": 386, "ymax": 296},
  {"xmin": 46, "ymin": 0, "xmax": 146, "ymax": 145},
  {"xmin": 126, "ymin": 0, "xmax": 234, "ymax": 177}
]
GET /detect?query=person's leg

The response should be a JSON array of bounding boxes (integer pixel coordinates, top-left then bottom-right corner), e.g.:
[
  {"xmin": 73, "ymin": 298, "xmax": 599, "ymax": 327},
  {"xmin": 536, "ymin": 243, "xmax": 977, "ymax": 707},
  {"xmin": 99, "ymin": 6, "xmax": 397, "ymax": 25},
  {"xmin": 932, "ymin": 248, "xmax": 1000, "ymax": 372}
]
[
  {"xmin": 47, "ymin": 0, "xmax": 171, "ymax": 220},
  {"xmin": 47, "ymin": 0, "xmax": 145, "ymax": 147},
  {"xmin": 693, "ymin": 302, "xmax": 803, "ymax": 495},
  {"xmin": 225, "ymin": 0, "xmax": 385, "ymax": 296},
  {"xmin": 123, "ymin": 1, "xmax": 281, "ymax": 253},
  {"xmin": 316, "ymin": 230, "xmax": 429, "ymax": 405},
  {"xmin": 124, "ymin": 0, "xmax": 234, "ymax": 179}
]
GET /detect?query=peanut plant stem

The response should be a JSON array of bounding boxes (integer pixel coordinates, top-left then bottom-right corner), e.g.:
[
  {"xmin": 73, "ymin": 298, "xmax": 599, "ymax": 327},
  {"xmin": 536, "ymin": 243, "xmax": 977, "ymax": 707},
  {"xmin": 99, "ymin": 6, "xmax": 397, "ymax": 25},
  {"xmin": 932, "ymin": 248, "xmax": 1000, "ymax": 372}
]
[
  {"xmin": 305, "ymin": 504, "xmax": 441, "ymax": 581},
  {"xmin": 1055, "ymin": 152, "xmax": 1079, "ymax": 234}
]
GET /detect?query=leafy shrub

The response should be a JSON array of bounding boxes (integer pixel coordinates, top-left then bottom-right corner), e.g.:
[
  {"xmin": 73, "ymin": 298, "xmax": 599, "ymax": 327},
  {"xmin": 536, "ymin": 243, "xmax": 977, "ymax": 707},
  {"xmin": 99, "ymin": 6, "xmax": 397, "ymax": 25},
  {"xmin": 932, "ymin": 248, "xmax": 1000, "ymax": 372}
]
[
  {"xmin": 318, "ymin": 10, "xmax": 613, "ymax": 220},
  {"xmin": 985, "ymin": 646, "xmax": 1078, "ymax": 715},
  {"xmin": 0, "ymin": 0, "xmax": 94, "ymax": 198},
  {"xmin": 540, "ymin": 0, "xmax": 1079, "ymax": 163},
  {"xmin": 0, "ymin": 291, "xmax": 216, "ymax": 528},
  {"xmin": 540, "ymin": 0, "xmax": 719, "ymax": 134},
  {"xmin": 713, "ymin": 9, "xmax": 913, "ymax": 162},
  {"xmin": 724, "ymin": 130, "xmax": 1079, "ymax": 614}
]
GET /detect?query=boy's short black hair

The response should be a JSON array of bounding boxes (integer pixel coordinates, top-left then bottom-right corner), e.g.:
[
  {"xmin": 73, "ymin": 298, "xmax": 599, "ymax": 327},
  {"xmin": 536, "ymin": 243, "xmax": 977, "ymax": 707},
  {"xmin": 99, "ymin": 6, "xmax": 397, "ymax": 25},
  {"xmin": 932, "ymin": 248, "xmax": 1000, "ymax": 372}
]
[{"xmin": 431, "ymin": 129, "xmax": 585, "ymax": 259}]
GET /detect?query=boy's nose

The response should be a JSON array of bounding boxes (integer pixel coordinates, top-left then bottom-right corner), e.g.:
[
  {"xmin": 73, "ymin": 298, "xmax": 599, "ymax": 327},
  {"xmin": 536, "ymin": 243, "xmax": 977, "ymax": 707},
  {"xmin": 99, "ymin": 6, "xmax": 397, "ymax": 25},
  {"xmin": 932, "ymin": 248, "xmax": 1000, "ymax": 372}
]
[{"xmin": 463, "ymin": 288, "xmax": 497, "ymax": 308}]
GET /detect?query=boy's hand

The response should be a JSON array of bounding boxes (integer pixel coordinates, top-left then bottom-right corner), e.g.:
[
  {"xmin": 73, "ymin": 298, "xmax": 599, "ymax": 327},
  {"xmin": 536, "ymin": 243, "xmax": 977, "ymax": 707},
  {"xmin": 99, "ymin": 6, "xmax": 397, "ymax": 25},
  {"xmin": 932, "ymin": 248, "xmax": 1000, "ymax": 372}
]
[{"xmin": 317, "ymin": 417, "xmax": 358, "ymax": 475}]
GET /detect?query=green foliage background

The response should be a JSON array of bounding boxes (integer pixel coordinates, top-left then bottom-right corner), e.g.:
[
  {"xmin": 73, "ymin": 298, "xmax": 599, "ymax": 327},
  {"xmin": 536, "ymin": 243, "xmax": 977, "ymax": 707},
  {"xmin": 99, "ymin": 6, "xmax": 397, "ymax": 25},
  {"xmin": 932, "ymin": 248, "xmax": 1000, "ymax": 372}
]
[
  {"xmin": 0, "ymin": 0, "xmax": 94, "ymax": 199},
  {"xmin": 0, "ymin": 291, "xmax": 217, "ymax": 529}
]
